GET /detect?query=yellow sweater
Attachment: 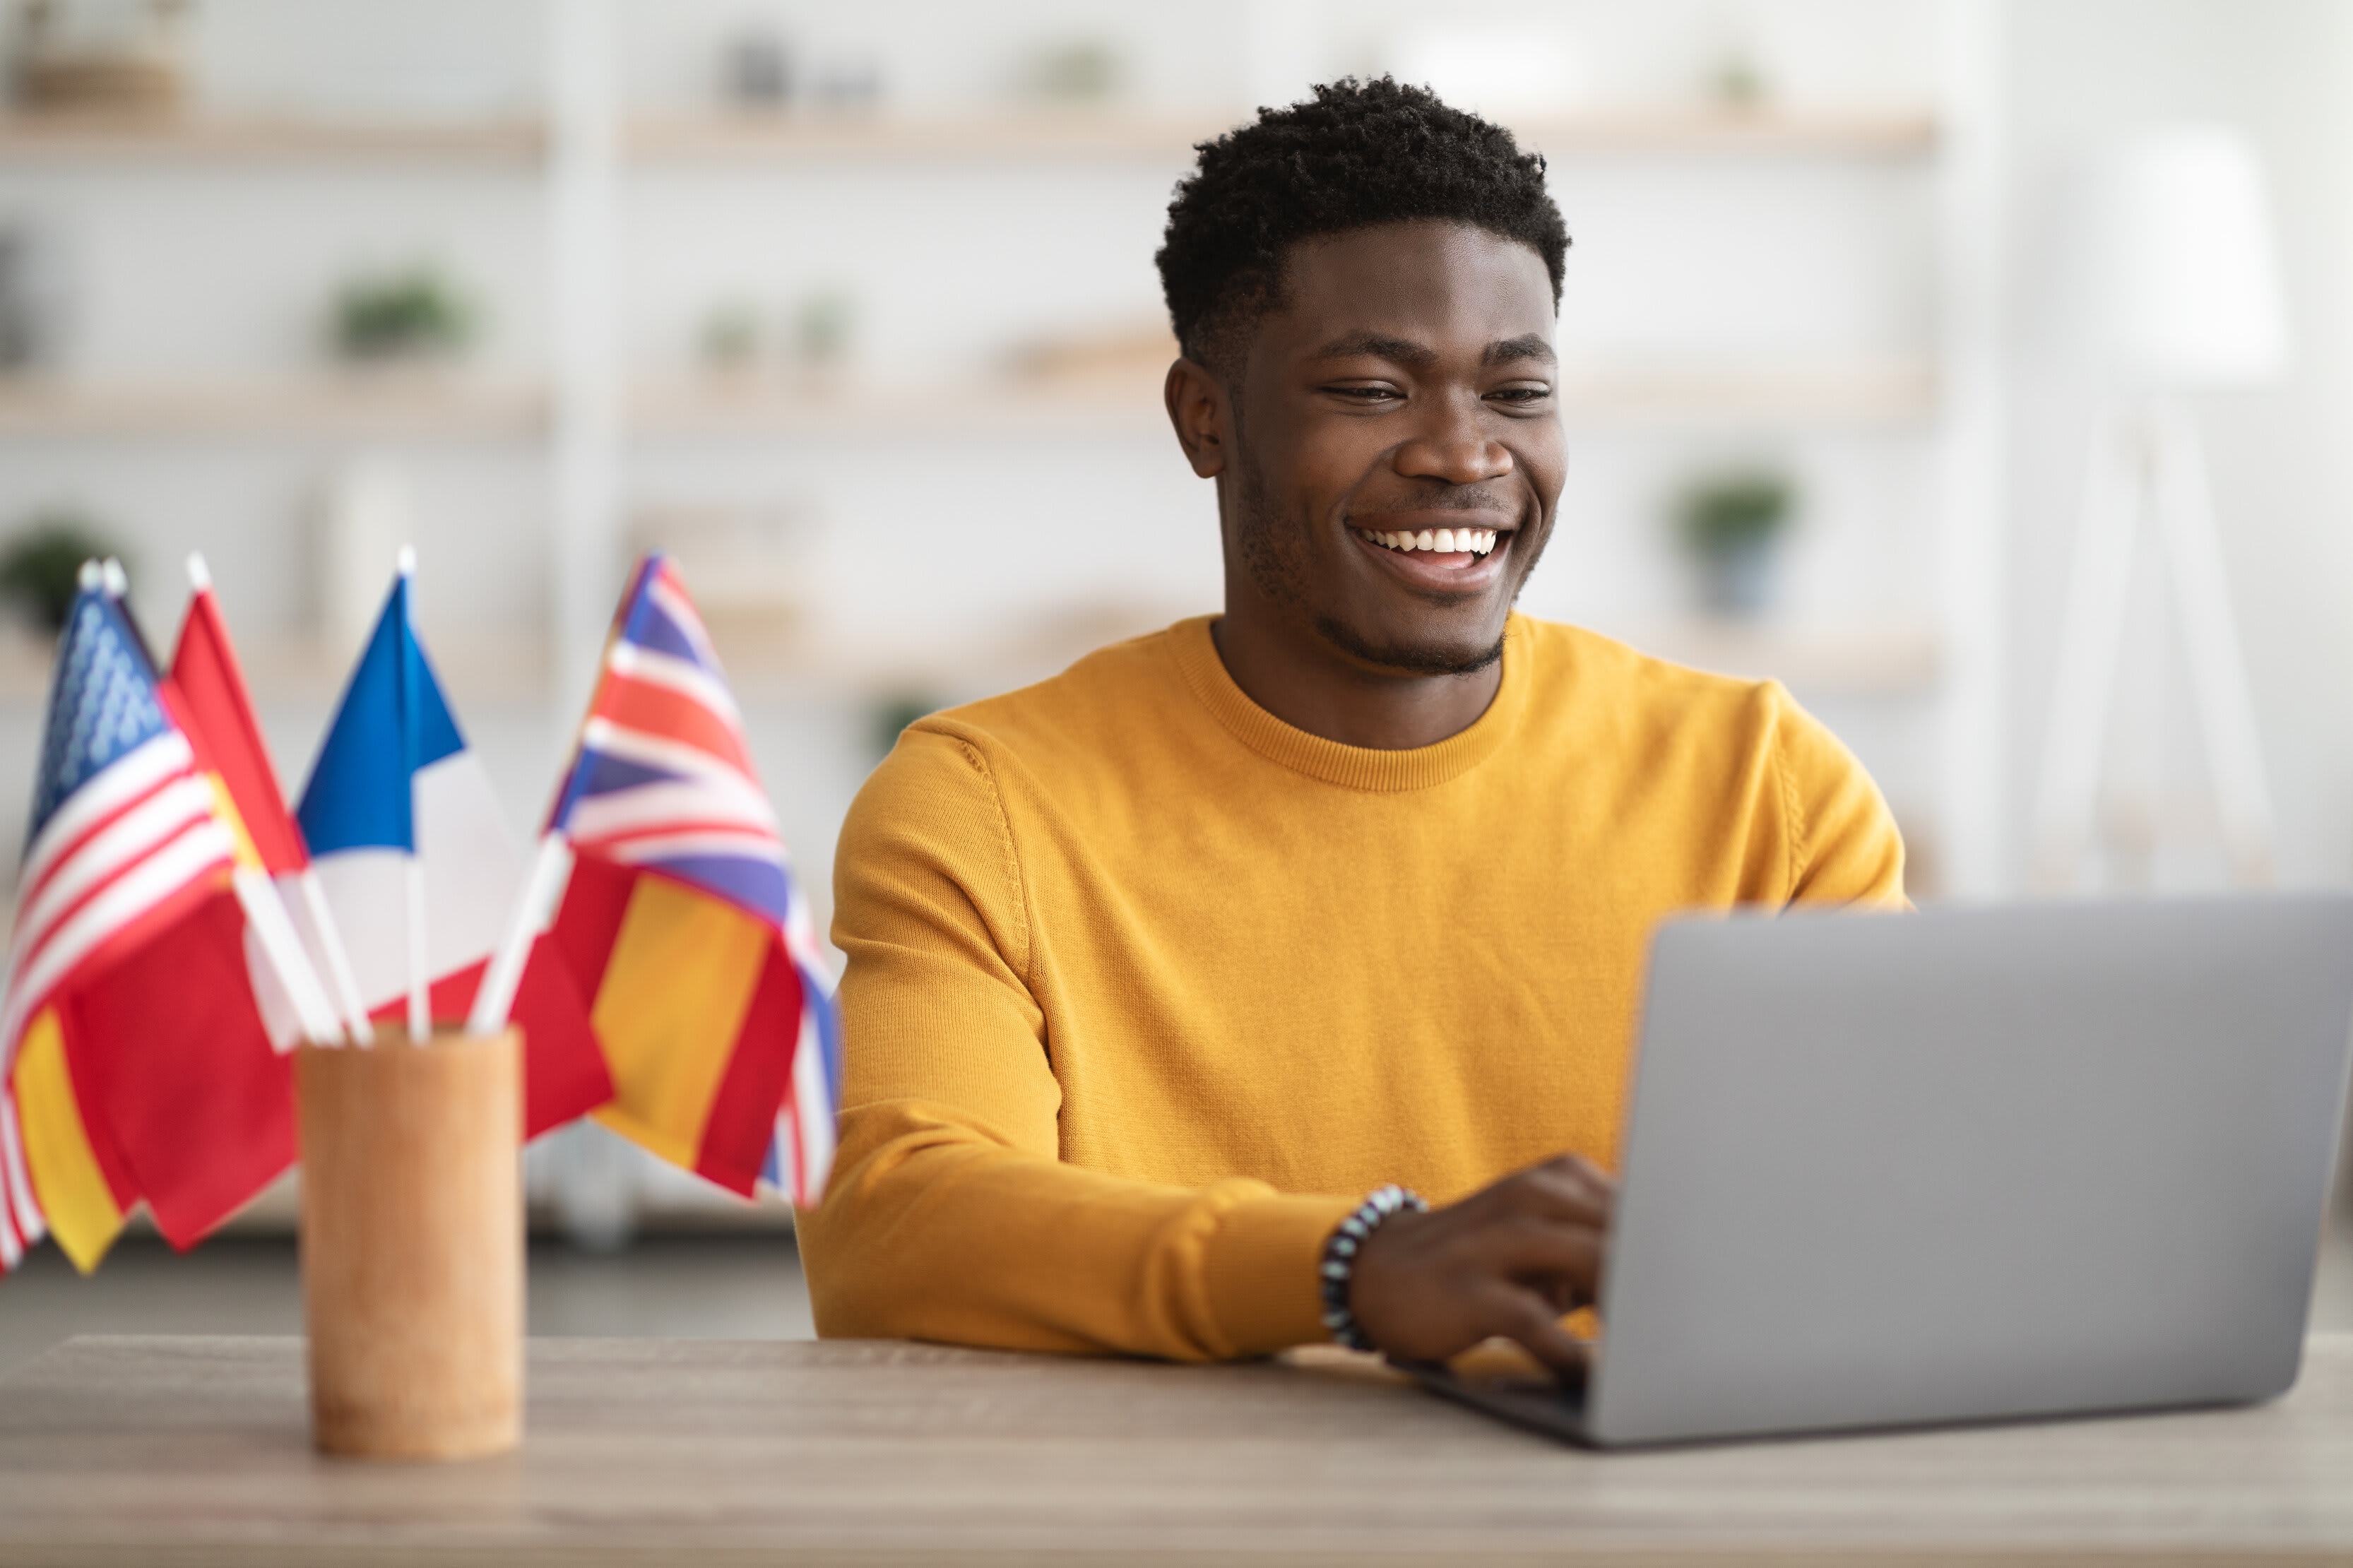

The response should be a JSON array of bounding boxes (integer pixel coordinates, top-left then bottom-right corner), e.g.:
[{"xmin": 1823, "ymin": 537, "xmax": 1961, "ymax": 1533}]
[{"xmin": 798, "ymin": 614, "xmax": 1905, "ymax": 1360}]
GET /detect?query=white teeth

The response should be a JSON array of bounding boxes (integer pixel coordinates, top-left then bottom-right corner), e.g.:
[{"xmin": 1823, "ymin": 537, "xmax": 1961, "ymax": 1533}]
[{"xmin": 1360, "ymin": 526, "xmax": 1505, "ymax": 554}]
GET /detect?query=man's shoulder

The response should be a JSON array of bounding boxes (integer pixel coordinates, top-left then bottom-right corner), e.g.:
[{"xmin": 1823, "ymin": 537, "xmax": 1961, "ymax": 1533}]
[
  {"xmin": 1514, "ymin": 614, "xmax": 1791, "ymax": 729},
  {"xmin": 1515, "ymin": 616, "xmax": 1881, "ymax": 819}
]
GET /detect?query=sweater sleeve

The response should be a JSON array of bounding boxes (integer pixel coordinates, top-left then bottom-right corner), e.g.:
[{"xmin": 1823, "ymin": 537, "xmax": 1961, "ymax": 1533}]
[
  {"xmin": 794, "ymin": 725, "xmax": 1355, "ymax": 1360},
  {"xmin": 1766, "ymin": 685, "xmax": 1910, "ymax": 908}
]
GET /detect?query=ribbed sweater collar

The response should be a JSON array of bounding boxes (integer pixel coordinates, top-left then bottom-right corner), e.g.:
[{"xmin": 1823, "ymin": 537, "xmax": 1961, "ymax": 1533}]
[{"xmin": 1163, "ymin": 614, "xmax": 1529, "ymax": 793}]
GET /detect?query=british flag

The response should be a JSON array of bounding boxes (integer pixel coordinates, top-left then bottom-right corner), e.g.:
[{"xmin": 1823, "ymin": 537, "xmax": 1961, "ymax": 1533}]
[{"xmin": 529, "ymin": 555, "xmax": 839, "ymax": 1203}]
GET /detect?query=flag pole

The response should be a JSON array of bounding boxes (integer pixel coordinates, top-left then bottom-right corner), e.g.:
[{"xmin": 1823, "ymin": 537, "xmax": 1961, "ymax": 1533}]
[
  {"xmin": 182, "ymin": 551, "xmax": 379, "ymax": 1045},
  {"xmin": 297, "ymin": 871, "xmax": 375, "ymax": 1046},
  {"xmin": 177, "ymin": 554, "xmax": 348, "ymax": 1049},
  {"xmin": 466, "ymin": 559, "xmax": 637, "ymax": 1037},
  {"xmin": 228, "ymin": 871, "xmax": 344, "ymax": 1046},
  {"xmin": 466, "ymin": 833, "xmax": 574, "ymax": 1037},
  {"xmin": 398, "ymin": 546, "xmax": 432, "ymax": 1045}
]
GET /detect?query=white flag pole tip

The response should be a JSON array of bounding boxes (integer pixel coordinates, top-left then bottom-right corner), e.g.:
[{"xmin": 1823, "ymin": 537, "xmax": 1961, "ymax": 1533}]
[
  {"xmin": 396, "ymin": 544, "xmax": 417, "ymax": 577},
  {"xmin": 100, "ymin": 558, "xmax": 127, "ymax": 597},
  {"xmin": 184, "ymin": 552, "xmax": 212, "ymax": 593},
  {"xmin": 76, "ymin": 559, "xmax": 101, "ymax": 590}
]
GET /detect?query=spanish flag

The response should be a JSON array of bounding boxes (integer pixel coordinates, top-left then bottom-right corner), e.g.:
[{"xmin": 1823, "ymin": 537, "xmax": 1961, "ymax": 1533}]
[
  {"xmin": 11, "ymin": 1005, "xmax": 135, "ymax": 1272},
  {"xmin": 475, "ymin": 557, "xmax": 838, "ymax": 1202}
]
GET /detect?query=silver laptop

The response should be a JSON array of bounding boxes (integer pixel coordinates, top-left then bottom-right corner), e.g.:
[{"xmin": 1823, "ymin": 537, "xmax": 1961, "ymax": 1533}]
[{"xmin": 1411, "ymin": 894, "xmax": 2353, "ymax": 1447}]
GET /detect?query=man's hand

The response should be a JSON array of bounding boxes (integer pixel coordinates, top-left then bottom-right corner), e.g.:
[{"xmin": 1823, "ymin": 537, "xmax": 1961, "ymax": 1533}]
[{"xmin": 1346, "ymin": 1153, "xmax": 1613, "ymax": 1375}]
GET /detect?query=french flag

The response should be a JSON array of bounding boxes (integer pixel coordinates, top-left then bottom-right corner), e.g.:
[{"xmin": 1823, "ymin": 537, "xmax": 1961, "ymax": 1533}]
[{"xmin": 292, "ymin": 556, "xmax": 610, "ymax": 1136}]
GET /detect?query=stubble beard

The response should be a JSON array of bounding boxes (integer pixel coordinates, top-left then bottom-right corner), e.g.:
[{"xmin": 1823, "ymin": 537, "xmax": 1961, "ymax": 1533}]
[{"xmin": 1233, "ymin": 446, "xmax": 1528, "ymax": 679}]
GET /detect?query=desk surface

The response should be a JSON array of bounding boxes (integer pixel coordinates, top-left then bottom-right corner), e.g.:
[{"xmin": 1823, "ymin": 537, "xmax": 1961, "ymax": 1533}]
[{"xmin": 2, "ymin": 1334, "xmax": 2352, "ymax": 1566}]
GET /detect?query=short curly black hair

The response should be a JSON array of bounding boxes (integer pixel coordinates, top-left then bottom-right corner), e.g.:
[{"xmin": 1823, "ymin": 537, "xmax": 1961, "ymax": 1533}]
[{"xmin": 1156, "ymin": 77, "xmax": 1568, "ymax": 374}]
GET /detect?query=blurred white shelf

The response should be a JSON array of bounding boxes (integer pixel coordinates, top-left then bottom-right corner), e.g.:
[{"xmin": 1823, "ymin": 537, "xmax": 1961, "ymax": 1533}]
[
  {"xmin": 0, "ymin": 626, "xmax": 547, "ymax": 708},
  {"xmin": 0, "ymin": 114, "xmax": 544, "ymax": 164},
  {"xmin": 1522, "ymin": 108, "xmax": 1938, "ymax": 158},
  {"xmin": 629, "ymin": 110, "xmax": 1228, "ymax": 162},
  {"xmin": 678, "ymin": 614, "xmax": 1942, "ymax": 702},
  {"xmin": 0, "ymin": 376, "xmax": 546, "ymax": 439},
  {"xmin": 0, "ymin": 107, "xmax": 1933, "ymax": 170},
  {"xmin": 0, "ymin": 613, "xmax": 1936, "ymax": 715},
  {"xmin": 627, "ymin": 107, "xmax": 1938, "ymax": 164},
  {"xmin": 631, "ymin": 362, "xmax": 1933, "ymax": 440},
  {"xmin": 632, "ymin": 376, "xmax": 1168, "ymax": 438},
  {"xmin": 0, "ymin": 369, "xmax": 1926, "ymax": 443},
  {"xmin": 1612, "ymin": 621, "xmax": 1942, "ymax": 695},
  {"xmin": 1557, "ymin": 362, "xmax": 1935, "ymax": 425}
]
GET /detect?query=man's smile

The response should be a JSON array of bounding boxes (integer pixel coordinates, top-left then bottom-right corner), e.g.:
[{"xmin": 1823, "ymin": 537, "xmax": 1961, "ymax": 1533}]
[{"xmin": 1349, "ymin": 522, "xmax": 1512, "ymax": 591}]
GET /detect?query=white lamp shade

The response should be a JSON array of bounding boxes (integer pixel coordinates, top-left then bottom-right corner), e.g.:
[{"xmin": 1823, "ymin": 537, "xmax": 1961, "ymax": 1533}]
[{"xmin": 2084, "ymin": 126, "xmax": 2289, "ymax": 386}]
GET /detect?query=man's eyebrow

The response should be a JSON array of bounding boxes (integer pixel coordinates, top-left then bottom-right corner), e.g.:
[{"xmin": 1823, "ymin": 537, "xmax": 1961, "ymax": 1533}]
[
  {"xmin": 1483, "ymin": 334, "xmax": 1557, "ymax": 367},
  {"xmin": 1309, "ymin": 331, "xmax": 1438, "ymax": 367}
]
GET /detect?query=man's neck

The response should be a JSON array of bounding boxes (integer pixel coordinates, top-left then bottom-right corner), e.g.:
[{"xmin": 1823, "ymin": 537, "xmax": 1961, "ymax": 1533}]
[{"xmin": 1208, "ymin": 606, "xmax": 1504, "ymax": 752}]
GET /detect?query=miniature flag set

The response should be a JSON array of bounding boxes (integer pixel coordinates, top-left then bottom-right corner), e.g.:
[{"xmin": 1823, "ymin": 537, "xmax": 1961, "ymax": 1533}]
[{"xmin": 0, "ymin": 550, "xmax": 841, "ymax": 1277}]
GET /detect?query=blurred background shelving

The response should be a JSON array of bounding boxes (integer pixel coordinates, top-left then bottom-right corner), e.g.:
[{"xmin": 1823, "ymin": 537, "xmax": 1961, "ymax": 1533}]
[
  {"xmin": 0, "ymin": 113, "xmax": 545, "ymax": 162},
  {"xmin": 0, "ymin": 375, "xmax": 545, "ymax": 436},
  {"xmin": 624, "ymin": 105, "xmax": 1940, "ymax": 162},
  {"xmin": 5, "ymin": 0, "xmax": 2351, "ymax": 1242}
]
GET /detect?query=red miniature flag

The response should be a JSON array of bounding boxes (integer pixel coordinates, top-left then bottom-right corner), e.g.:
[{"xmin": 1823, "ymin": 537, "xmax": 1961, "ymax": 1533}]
[
  {"xmin": 167, "ymin": 553, "xmax": 372, "ymax": 1045},
  {"xmin": 0, "ymin": 571, "xmax": 301, "ymax": 1269}
]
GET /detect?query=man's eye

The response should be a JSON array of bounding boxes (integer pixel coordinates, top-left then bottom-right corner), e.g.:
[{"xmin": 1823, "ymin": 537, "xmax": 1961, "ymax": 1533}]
[
  {"xmin": 1488, "ymin": 386, "xmax": 1553, "ymax": 405},
  {"xmin": 1327, "ymin": 385, "xmax": 1403, "ymax": 403}
]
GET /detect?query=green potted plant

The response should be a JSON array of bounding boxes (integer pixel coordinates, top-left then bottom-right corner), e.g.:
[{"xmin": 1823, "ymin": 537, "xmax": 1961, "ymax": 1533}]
[
  {"xmin": 0, "ymin": 511, "xmax": 121, "ymax": 636},
  {"xmin": 330, "ymin": 267, "xmax": 475, "ymax": 364},
  {"xmin": 1675, "ymin": 467, "xmax": 1795, "ymax": 619}
]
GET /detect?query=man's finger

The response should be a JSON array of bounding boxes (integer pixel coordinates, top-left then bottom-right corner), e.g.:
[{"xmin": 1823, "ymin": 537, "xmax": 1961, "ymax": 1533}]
[
  {"xmin": 1535, "ymin": 1153, "xmax": 1618, "ymax": 1207},
  {"xmin": 1486, "ymin": 1289, "xmax": 1594, "ymax": 1378},
  {"xmin": 1498, "ymin": 1165, "xmax": 1613, "ymax": 1229},
  {"xmin": 1481, "ymin": 1217, "xmax": 1604, "ymax": 1301}
]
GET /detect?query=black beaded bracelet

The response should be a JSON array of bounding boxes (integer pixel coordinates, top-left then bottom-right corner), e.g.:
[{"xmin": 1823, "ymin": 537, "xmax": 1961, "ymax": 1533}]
[{"xmin": 1318, "ymin": 1183, "xmax": 1428, "ymax": 1353}]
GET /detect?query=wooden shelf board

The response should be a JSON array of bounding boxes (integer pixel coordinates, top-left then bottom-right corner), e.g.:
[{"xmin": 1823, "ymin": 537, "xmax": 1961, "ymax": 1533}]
[
  {"xmin": 0, "ymin": 617, "xmax": 1934, "ymax": 712},
  {"xmin": 632, "ymin": 363, "xmax": 1933, "ymax": 439},
  {"xmin": 1609, "ymin": 621, "xmax": 1942, "ymax": 694},
  {"xmin": 1519, "ymin": 107, "xmax": 1938, "ymax": 157},
  {"xmin": 0, "ymin": 377, "xmax": 546, "ymax": 439},
  {"xmin": 1558, "ymin": 362, "xmax": 1936, "ymax": 424},
  {"xmin": 0, "ymin": 627, "xmax": 547, "ymax": 707},
  {"xmin": 0, "ymin": 368, "xmax": 1926, "ymax": 442},
  {"xmin": 0, "ymin": 107, "xmax": 1930, "ymax": 168},
  {"xmin": 0, "ymin": 114, "xmax": 544, "ymax": 163},
  {"xmin": 628, "ymin": 107, "xmax": 1938, "ymax": 163},
  {"xmin": 629, "ymin": 110, "xmax": 1225, "ymax": 162},
  {"xmin": 672, "ymin": 611, "xmax": 1941, "ymax": 703},
  {"xmin": 631, "ymin": 377, "xmax": 1167, "ymax": 438}
]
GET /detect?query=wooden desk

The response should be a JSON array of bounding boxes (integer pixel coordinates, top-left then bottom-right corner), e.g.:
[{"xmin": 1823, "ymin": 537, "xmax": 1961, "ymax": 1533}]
[{"xmin": 2, "ymin": 1335, "xmax": 2351, "ymax": 1565}]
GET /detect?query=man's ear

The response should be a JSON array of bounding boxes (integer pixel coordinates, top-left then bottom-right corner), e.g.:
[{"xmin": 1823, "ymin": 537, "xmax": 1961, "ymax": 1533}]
[{"xmin": 1164, "ymin": 357, "xmax": 1228, "ymax": 479}]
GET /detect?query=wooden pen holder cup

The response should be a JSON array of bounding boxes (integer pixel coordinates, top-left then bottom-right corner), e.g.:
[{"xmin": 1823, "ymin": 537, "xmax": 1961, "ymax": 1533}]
[{"xmin": 295, "ymin": 1027, "xmax": 523, "ymax": 1461}]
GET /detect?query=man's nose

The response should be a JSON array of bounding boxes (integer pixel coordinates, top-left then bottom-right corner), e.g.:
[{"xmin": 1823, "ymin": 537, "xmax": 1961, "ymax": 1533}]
[{"xmin": 1392, "ymin": 398, "xmax": 1515, "ymax": 487}]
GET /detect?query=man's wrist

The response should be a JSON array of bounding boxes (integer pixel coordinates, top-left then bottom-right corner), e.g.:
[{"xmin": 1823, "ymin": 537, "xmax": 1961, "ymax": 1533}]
[{"xmin": 1318, "ymin": 1184, "xmax": 1428, "ymax": 1352}]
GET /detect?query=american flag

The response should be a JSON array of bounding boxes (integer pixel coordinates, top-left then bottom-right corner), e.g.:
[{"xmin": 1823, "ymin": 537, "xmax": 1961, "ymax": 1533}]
[
  {"xmin": 0, "ymin": 588, "xmax": 239, "ymax": 1268},
  {"xmin": 550, "ymin": 555, "xmax": 841, "ymax": 1202}
]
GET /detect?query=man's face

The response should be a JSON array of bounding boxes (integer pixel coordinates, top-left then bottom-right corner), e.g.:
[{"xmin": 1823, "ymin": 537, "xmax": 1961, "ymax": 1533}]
[{"xmin": 1222, "ymin": 222, "xmax": 1563, "ymax": 675}]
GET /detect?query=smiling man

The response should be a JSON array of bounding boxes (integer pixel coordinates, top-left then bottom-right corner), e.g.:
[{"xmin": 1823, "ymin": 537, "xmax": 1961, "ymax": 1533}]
[{"xmin": 798, "ymin": 79, "xmax": 1905, "ymax": 1370}]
